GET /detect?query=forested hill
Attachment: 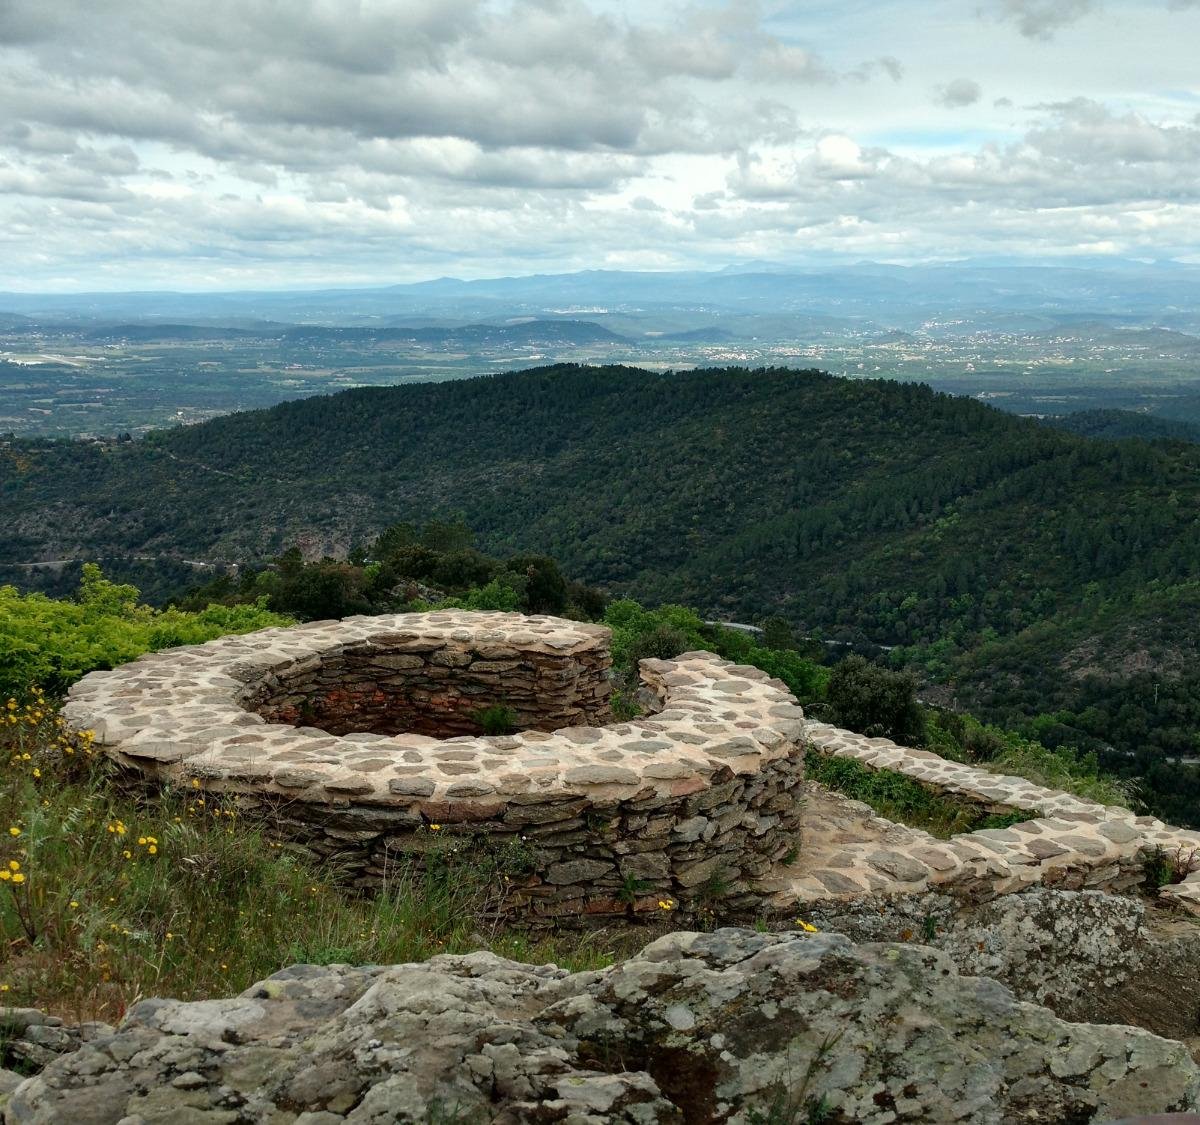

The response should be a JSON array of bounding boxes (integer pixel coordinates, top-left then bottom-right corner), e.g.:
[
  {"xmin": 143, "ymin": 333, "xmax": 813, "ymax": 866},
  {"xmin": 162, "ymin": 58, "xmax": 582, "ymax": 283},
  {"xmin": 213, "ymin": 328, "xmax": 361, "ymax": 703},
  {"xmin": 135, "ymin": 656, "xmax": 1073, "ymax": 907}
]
[
  {"xmin": 1043, "ymin": 409, "xmax": 1200, "ymax": 444},
  {"xmin": 3, "ymin": 363, "xmax": 1200, "ymax": 804}
]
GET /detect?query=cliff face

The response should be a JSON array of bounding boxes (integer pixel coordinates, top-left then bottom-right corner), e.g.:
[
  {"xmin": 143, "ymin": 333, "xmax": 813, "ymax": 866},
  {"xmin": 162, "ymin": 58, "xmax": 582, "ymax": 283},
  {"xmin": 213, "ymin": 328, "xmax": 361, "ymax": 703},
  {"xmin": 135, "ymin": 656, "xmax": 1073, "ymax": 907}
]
[{"xmin": 8, "ymin": 921, "xmax": 1199, "ymax": 1124}]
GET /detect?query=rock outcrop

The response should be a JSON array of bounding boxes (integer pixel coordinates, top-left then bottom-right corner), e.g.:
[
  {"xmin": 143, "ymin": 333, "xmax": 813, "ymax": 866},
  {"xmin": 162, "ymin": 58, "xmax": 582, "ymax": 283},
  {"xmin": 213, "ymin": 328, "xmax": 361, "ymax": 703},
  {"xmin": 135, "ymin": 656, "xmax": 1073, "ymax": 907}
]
[{"xmin": 8, "ymin": 927, "xmax": 1198, "ymax": 1124}]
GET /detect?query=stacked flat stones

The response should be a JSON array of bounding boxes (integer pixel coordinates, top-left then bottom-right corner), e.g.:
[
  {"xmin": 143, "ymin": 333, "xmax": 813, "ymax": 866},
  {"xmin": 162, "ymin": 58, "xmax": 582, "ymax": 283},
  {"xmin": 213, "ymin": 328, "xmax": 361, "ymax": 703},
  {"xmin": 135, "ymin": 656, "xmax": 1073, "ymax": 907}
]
[
  {"xmin": 770, "ymin": 722, "xmax": 1200, "ymax": 914},
  {"xmin": 248, "ymin": 616, "xmax": 614, "ymax": 737},
  {"xmin": 63, "ymin": 611, "xmax": 808, "ymax": 921}
]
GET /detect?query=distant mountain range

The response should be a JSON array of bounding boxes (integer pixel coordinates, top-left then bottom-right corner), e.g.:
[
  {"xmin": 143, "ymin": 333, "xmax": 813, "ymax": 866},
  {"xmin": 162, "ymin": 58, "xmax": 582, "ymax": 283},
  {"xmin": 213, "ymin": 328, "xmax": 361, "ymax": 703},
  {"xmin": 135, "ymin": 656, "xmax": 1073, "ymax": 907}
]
[{"xmin": 4, "ymin": 258, "xmax": 1200, "ymax": 335}]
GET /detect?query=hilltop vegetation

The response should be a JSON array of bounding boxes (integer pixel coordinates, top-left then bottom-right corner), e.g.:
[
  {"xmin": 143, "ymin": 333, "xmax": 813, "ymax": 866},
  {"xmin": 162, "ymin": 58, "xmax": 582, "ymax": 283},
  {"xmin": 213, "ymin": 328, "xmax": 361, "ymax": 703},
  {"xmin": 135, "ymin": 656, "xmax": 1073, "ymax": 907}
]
[
  {"xmin": 1043, "ymin": 409, "xmax": 1200, "ymax": 444},
  {"xmin": 0, "ymin": 536, "xmax": 1149, "ymax": 1020},
  {"xmin": 2, "ymin": 364, "xmax": 1199, "ymax": 815},
  {"xmin": 0, "ymin": 565, "xmax": 290, "ymax": 700}
]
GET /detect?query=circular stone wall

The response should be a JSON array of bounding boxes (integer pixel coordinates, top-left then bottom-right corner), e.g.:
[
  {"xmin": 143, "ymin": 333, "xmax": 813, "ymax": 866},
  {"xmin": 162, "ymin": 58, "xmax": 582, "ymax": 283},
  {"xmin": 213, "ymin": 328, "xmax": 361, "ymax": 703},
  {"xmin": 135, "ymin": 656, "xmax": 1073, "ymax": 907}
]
[
  {"xmin": 246, "ymin": 617, "xmax": 613, "ymax": 737},
  {"xmin": 64, "ymin": 611, "xmax": 808, "ymax": 922}
]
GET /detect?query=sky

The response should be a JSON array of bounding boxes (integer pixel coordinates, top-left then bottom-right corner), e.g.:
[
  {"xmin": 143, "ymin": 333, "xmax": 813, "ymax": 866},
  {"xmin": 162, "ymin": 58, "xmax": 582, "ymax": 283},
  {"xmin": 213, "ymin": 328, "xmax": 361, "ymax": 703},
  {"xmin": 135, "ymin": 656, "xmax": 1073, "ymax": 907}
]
[{"xmin": 2, "ymin": 0, "xmax": 1200, "ymax": 290}]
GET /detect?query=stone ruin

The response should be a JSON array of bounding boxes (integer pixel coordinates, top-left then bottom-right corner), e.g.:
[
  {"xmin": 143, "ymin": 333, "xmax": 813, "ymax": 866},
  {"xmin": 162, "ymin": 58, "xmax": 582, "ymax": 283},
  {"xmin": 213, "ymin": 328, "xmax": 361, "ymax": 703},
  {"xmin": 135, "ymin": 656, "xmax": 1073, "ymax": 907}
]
[
  {"xmin": 63, "ymin": 609, "xmax": 1200, "ymax": 924},
  {"xmin": 63, "ymin": 611, "xmax": 807, "ymax": 922},
  {"xmin": 37, "ymin": 613, "xmax": 1200, "ymax": 1123}
]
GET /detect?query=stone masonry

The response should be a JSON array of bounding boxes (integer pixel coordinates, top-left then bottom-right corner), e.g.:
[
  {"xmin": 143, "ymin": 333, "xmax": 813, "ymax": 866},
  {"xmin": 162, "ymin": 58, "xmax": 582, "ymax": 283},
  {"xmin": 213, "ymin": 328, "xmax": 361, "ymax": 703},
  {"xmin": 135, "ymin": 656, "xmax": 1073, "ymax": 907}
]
[
  {"xmin": 248, "ymin": 619, "xmax": 613, "ymax": 737},
  {"xmin": 765, "ymin": 721, "xmax": 1200, "ymax": 916},
  {"xmin": 63, "ymin": 611, "xmax": 808, "ymax": 922},
  {"xmin": 64, "ymin": 609, "xmax": 1200, "ymax": 926}
]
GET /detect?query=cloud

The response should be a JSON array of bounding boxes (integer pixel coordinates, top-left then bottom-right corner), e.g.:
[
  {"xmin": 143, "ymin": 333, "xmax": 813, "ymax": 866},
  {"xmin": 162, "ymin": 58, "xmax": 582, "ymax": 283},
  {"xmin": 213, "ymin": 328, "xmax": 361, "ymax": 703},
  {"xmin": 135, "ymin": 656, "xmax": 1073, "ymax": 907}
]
[
  {"xmin": 935, "ymin": 78, "xmax": 983, "ymax": 108},
  {"xmin": 985, "ymin": 0, "xmax": 1200, "ymax": 36},
  {"xmin": 985, "ymin": 0, "xmax": 1095, "ymax": 38},
  {"xmin": 0, "ymin": 0, "xmax": 1199, "ymax": 285},
  {"xmin": 713, "ymin": 98, "xmax": 1200, "ymax": 265},
  {"xmin": 0, "ymin": 0, "xmax": 873, "ymax": 168}
]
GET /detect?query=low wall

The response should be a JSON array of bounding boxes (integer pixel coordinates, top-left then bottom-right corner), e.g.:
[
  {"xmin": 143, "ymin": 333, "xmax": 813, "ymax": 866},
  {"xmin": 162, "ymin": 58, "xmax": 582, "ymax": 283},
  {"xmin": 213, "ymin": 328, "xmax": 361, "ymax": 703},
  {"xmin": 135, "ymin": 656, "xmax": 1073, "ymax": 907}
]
[
  {"xmin": 63, "ymin": 611, "xmax": 808, "ymax": 922},
  {"xmin": 763, "ymin": 722, "xmax": 1200, "ymax": 915},
  {"xmin": 248, "ymin": 627, "xmax": 613, "ymax": 737}
]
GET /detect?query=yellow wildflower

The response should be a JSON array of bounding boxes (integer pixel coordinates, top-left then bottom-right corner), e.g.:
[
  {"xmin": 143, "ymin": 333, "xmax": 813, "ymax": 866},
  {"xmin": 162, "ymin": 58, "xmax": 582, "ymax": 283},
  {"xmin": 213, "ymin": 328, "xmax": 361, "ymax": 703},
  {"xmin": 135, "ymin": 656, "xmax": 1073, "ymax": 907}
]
[
  {"xmin": 658, "ymin": 900, "xmax": 675, "ymax": 911},
  {"xmin": 11, "ymin": 874, "xmax": 25, "ymax": 885},
  {"xmin": 8, "ymin": 861, "xmax": 19, "ymax": 872},
  {"xmin": 7, "ymin": 827, "xmax": 19, "ymax": 837},
  {"xmin": 0, "ymin": 871, "xmax": 10, "ymax": 882},
  {"xmin": 795, "ymin": 919, "xmax": 818, "ymax": 933},
  {"xmin": 429, "ymin": 824, "xmax": 442, "ymax": 831}
]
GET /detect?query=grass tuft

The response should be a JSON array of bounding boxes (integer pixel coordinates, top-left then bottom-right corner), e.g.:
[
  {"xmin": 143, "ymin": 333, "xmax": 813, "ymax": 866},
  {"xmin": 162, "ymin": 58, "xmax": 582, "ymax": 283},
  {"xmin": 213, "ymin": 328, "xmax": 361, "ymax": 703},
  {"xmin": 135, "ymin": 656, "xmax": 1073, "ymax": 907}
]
[
  {"xmin": 806, "ymin": 753, "xmax": 1038, "ymax": 839},
  {"xmin": 0, "ymin": 690, "xmax": 613, "ymax": 1024}
]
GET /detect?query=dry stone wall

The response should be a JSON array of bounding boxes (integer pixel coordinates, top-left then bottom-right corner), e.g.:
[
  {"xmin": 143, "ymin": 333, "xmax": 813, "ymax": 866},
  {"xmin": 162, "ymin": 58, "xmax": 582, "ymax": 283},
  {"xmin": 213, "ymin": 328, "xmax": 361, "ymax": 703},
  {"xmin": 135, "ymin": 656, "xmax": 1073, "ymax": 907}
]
[
  {"xmin": 248, "ymin": 628, "xmax": 613, "ymax": 737},
  {"xmin": 767, "ymin": 721, "xmax": 1200, "ymax": 915},
  {"xmin": 63, "ymin": 611, "xmax": 808, "ymax": 923},
  {"xmin": 65, "ymin": 609, "xmax": 1200, "ymax": 927}
]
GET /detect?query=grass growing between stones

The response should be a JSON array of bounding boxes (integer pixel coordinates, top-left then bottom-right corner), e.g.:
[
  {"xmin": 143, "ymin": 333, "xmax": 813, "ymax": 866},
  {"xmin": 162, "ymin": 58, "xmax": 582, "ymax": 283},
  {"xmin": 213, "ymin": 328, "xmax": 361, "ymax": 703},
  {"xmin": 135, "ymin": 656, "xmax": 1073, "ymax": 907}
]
[
  {"xmin": 0, "ymin": 692, "xmax": 616, "ymax": 1025},
  {"xmin": 806, "ymin": 753, "xmax": 1034, "ymax": 839},
  {"xmin": 923, "ymin": 711, "xmax": 1134, "ymax": 808}
]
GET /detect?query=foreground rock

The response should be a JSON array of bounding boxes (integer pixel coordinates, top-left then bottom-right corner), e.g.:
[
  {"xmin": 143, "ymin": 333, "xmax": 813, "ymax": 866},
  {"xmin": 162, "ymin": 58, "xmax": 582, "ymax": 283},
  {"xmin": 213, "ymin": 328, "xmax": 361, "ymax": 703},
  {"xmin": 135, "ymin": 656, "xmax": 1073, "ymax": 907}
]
[
  {"xmin": 801, "ymin": 885, "xmax": 1200, "ymax": 1051},
  {"xmin": 8, "ymin": 928, "xmax": 1199, "ymax": 1124}
]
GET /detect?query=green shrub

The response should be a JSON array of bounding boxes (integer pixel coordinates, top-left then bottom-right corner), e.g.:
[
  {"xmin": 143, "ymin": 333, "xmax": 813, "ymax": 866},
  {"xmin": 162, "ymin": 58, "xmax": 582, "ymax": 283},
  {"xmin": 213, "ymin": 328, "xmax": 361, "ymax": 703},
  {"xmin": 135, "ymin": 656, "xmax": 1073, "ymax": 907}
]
[
  {"xmin": 823, "ymin": 656, "xmax": 925, "ymax": 744},
  {"xmin": 806, "ymin": 753, "xmax": 1034, "ymax": 838},
  {"xmin": 924, "ymin": 709, "xmax": 1133, "ymax": 807},
  {"xmin": 0, "ymin": 566, "xmax": 292, "ymax": 699},
  {"xmin": 473, "ymin": 704, "xmax": 518, "ymax": 735}
]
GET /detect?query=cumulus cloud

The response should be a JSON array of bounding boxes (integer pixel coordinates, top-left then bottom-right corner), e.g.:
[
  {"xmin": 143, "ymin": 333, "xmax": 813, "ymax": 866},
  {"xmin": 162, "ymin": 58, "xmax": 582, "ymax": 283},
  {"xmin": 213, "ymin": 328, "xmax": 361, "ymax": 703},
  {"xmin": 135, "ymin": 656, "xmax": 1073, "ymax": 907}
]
[
  {"xmin": 935, "ymin": 78, "xmax": 983, "ymax": 108},
  {"xmin": 985, "ymin": 0, "xmax": 1096, "ymax": 38},
  {"xmin": 986, "ymin": 0, "xmax": 1200, "ymax": 36},
  {"xmin": 1, "ymin": 0, "xmax": 1200, "ymax": 285},
  {"xmin": 712, "ymin": 98, "xmax": 1200, "ymax": 266},
  {"xmin": 0, "ymin": 0, "xmax": 876, "ymax": 168}
]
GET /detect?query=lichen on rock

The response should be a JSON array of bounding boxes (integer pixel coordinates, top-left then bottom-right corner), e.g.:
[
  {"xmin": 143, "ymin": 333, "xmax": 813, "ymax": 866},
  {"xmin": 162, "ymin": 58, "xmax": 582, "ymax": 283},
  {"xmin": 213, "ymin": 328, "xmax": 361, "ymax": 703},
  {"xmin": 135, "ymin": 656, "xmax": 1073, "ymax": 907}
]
[{"xmin": 7, "ymin": 927, "xmax": 1198, "ymax": 1124}]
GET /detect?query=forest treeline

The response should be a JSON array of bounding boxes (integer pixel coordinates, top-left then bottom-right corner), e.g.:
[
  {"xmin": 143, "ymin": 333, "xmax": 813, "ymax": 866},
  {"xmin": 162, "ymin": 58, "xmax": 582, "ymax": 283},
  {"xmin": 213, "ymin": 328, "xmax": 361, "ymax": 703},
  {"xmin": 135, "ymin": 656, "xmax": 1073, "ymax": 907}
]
[
  {"xmin": 2, "ymin": 364, "xmax": 1198, "ymax": 818},
  {"xmin": 1, "ymin": 529, "xmax": 1130, "ymax": 818}
]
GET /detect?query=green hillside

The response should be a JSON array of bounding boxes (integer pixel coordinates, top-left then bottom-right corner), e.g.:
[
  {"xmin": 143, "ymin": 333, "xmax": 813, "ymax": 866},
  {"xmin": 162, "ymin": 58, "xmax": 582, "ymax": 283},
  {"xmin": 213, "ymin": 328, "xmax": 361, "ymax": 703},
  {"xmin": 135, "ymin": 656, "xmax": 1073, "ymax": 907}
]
[
  {"xmin": 3, "ymin": 363, "xmax": 1199, "ymax": 812},
  {"xmin": 1043, "ymin": 409, "xmax": 1200, "ymax": 444}
]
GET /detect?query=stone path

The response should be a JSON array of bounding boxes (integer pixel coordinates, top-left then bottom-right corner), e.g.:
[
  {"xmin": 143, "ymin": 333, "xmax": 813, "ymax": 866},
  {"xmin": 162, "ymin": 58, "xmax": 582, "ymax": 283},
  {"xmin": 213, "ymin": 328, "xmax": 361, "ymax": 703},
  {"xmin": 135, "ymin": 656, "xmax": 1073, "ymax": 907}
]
[{"xmin": 771, "ymin": 722, "xmax": 1200, "ymax": 914}]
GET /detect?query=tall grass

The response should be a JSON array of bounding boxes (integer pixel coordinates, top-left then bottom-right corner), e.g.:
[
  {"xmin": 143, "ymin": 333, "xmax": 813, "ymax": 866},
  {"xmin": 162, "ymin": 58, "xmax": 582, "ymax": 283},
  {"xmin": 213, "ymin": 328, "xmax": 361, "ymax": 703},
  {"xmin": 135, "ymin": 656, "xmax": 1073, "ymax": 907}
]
[{"xmin": 0, "ymin": 691, "xmax": 613, "ymax": 1024}]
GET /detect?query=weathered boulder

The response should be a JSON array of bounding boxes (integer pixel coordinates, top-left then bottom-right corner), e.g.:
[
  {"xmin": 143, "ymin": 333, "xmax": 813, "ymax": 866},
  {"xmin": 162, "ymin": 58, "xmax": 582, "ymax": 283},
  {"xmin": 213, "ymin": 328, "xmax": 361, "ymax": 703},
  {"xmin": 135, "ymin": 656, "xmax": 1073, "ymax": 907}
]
[
  {"xmin": 7, "ymin": 927, "xmax": 1199, "ymax": 1124},
  {"xmin": 801, "ymin": 886, "xmax": 1200, "ymax": 1049}
]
